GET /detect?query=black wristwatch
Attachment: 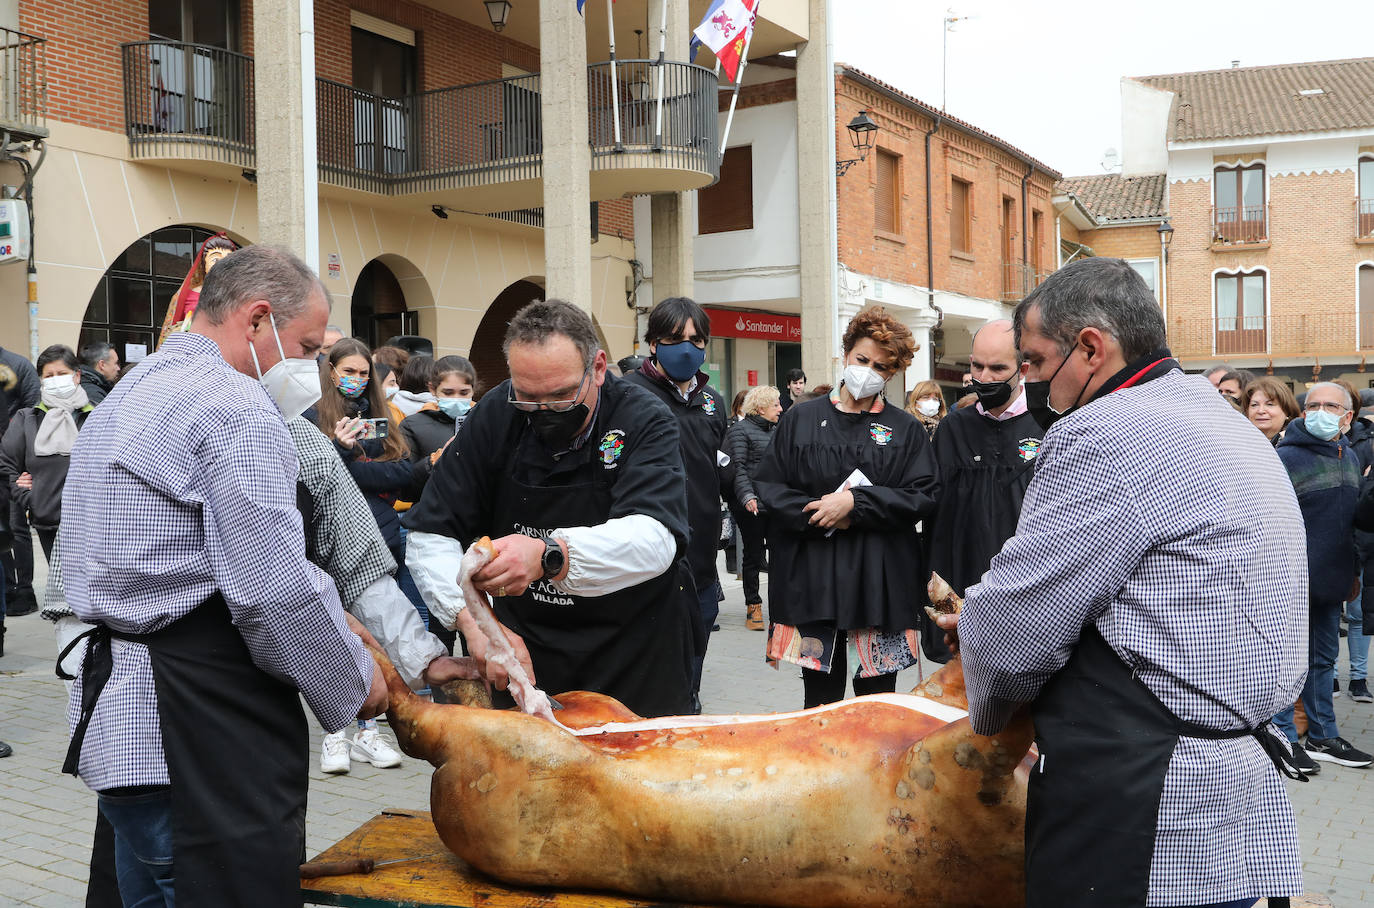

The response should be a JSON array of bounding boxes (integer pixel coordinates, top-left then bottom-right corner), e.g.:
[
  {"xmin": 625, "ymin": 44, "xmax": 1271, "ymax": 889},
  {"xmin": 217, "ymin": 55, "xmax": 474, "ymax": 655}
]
[{"xmin": 541, "ymin": 536, "xmax": 566, "ymax": 580}]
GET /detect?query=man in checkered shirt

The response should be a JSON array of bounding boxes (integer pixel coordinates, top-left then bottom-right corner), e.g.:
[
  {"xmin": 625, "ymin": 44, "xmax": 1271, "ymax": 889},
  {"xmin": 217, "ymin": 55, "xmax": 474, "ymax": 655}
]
[
  {"xmin": 938, "ymin": 258, "xmax": 1306, "ymax": 908},
  {"xmin": 59, "ymin": 245, "xmax": 388, "ymax": 906}
]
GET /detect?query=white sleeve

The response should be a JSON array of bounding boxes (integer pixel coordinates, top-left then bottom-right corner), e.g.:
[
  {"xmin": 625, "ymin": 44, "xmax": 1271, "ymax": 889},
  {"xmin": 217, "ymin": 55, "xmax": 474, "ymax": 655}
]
[
  {"xmin": 346, "ymin": 574, "xmax": 449, "ymax": 689},
  {"xmin": 406, "ymin": 531, "xmax": 468, "ymax": 630},
  {"xmin": 551, "ymin": 514, "xmax": 676, "ymax": 597}
]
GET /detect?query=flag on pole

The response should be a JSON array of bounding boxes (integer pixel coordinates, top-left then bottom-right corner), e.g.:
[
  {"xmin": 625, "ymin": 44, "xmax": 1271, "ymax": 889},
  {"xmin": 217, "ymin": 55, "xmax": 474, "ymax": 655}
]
[
  {"xmin": 577, "ymin": 0, "xmax": 587, "ymax": 13},
  {"xmin": 692, "ymin": 0, "xmax": 757, "ymax": 83}
]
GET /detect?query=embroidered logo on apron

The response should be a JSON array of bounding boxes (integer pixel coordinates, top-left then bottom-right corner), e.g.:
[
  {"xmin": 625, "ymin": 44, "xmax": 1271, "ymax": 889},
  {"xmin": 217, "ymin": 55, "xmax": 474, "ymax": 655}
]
[
  {"xmin": 870, "ymin": 423, "xmax": 894, "ymax": 445},
  {"xmin": 1018, "ymin": 438, "xmax": 1042, "ymax": 461},
  {"xmin": 599, "ymin": 429, "xmax": 626, "ymax": 468}
]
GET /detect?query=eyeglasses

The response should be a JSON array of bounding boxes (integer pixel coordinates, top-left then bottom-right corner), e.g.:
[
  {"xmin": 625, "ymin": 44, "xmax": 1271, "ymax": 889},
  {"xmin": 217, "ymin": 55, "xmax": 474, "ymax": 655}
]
[
  {"xmin": 507, "ymin": 367, "xmax": 592, "ymax": 413},
  {"xmin": 1304, "ymin": 401, "xmax": 1350, "ymax": 415}
]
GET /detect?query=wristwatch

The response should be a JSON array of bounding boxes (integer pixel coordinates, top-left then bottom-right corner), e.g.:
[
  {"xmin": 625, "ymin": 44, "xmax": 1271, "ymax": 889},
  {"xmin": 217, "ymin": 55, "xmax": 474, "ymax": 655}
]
[{"xmin": 541, "ymin": 536, "xmax": 566, "ymax": 580}]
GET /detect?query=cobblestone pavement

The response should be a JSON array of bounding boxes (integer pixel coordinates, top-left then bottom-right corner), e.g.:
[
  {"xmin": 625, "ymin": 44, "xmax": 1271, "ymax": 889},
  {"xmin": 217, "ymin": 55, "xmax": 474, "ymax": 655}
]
[{"xmin": 1, "ymin": 552, "xmax": 1370, "ymax": 906}]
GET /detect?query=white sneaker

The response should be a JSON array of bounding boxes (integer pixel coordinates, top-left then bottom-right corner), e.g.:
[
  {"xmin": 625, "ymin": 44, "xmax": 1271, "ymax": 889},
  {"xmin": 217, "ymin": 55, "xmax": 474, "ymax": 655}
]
[
  {"xmin": 350, "ymin": 727, "xmax": 402, "ymax": 768},
  {"xmin": 320, "ymin": 730, "xmax": 351, "ymax": 774}
]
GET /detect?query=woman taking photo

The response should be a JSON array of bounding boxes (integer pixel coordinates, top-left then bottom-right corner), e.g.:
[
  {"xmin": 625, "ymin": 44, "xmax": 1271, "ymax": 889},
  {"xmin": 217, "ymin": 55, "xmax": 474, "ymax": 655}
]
[
  {"xmin": 399, "ymin": 355, "xmax": 478, "ymax": 463},
  {"xmin": 725, "ymin": 385, "xmax": 782, "ymax": 631},
  {"xmin": 1240, "ymin": 377, "xmax": 1299, "ymax": 447},
  {"xmin": 905, "ymin": 380, "xmax": 947, "ymax": 440},
  {"xmin": 754, "ymin": 307, "xmax": 940, "ymax": 708}
]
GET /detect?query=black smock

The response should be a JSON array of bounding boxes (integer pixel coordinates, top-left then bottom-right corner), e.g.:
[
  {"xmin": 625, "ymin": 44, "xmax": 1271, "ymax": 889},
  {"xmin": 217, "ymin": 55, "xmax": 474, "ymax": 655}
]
[
  {"xmin": 753, "ymin": 395, "xmax": 940, "ymax": 631},
  {"xmin": 404, "ymin": 375, "xmax": 695, "ymax": 717},
  {"xmin": 621, "ymin": 365, "xmax": 729, "ymax": 592},
  {"xmin": 923, "ymin": 402, "xmax": 1042, "ymax": 659}
]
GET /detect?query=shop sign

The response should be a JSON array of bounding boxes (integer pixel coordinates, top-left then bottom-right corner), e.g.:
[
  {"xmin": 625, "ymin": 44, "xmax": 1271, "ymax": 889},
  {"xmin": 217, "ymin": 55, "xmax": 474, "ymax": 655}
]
[{"xmin": 705, "ymin": 308, "xmax": 802, "ymax": 342}]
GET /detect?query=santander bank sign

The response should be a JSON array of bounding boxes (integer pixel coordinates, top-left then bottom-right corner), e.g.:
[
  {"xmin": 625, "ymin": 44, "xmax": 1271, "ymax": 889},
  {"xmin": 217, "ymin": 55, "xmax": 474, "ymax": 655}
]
[{"xmin": 704, "ymin": 307, "xmax": 802, "ymax": 343}]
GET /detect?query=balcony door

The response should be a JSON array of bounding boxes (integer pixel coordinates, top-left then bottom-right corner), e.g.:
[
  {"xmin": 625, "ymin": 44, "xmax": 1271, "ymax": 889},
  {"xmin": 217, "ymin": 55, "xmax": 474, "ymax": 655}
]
[
  {"xmin": 1000, "ymin": 196, "xmax": 1017, "ymax": 299},
  {"xmin": 1361, "ymin": 265, "xmax": 1374, "ymax": 348},
  {"xmin": 1214, "ymin": 164, "xmax": 1265, "ymax": 243},
  {"xmin": 1216, "ymin": 271, "xmax": 1266, "ymax": 355},
  {"xmin": 1360, "ymin": 158, "xmax": 1374, "ymax": 238},
  {"xmin": 147, "ymin": 0, "xmax": 241, "ymax": 135},
  {"xmin": 352, "ymin": 27, "xmax": 417, "ymax": 174}
]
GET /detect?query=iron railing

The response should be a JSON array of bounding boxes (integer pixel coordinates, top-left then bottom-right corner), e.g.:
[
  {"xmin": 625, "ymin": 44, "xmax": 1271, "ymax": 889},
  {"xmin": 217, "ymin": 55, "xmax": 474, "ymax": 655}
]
[
  {"xmin": 0, "ymin": 27, "xmax": 47, "ymax": 139},
  {"xmin": 1211, "ymin": 204, "xmax": 1268, "ymax": 245},
  {"xmin": 1168, "ymin": 313, "xmax": 1374, "ymax": 360},
  {"xmin": 121, "ymin": 41, "xmax": 254, "ymax": 166},
  {"xmin": 1358, "ymin": 198, "xmax": 1374, "ymax": 239},
  {"xmin": 1000, "ymin": 262, "xmax": 1049, "ymax": 302},
  {"xmin": 586, "ymin": 60, "xmax": 718, "ymax": 177}
]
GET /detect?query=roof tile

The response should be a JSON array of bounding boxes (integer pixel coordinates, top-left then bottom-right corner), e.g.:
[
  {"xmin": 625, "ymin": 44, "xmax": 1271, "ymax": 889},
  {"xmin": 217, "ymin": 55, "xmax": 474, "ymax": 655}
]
[{"xmin": 1055, "ymin": 173, "xmax": 1167, "ymax": 222}]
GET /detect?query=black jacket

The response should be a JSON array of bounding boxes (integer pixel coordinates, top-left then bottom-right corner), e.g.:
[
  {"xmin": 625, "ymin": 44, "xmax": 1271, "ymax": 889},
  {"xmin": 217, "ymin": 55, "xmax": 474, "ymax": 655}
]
[
  {"xmin": 0, "ymin": 404, "xmax": 93, "ymax": 530},
  {"xmin": 80, "ymin": 365, "xmax": 113, "ymax": 406},
  {"xmin": 622, "ymin": 364, "xmax": 729, "ymax": 589},
  {"xmin": 400, "ymin": 406, "xmax": 462, "ymax": 463},
  {"xmin": 724, "ymin": 414, "xmax": 774, "ymax": 507},
  {"xmin": 0, "ymin": 347, "xmax": 39, "ymax": 421}
]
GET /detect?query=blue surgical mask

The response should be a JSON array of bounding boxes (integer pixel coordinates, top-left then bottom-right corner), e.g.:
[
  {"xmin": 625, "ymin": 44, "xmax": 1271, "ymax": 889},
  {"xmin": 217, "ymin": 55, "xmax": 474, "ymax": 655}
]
[
  {"xmin": 437, "ymin": 397, "xmax": 472, "ymax": 420},
  {"xmin": 1305, "ymin": 409, "xmax": 1342, "ymax": 441},
  {"xmin": 654, "ymin": 341, "xmax": 707, "ymax": 382}
]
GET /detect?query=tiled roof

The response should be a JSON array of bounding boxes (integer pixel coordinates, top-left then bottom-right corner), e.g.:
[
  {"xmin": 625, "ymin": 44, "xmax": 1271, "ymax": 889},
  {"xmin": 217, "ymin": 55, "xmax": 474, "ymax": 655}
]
[
  {"xmin": 838, "ymin": 64, "xmax": 1062, "ymax": 179},
  {"xmin": 1133, "ymin": 57, "xmax": 1374, "ymax": 142},
  {"xmin": 1055, "ymin": 173, "xmax": 1167, "ymax": 222}
]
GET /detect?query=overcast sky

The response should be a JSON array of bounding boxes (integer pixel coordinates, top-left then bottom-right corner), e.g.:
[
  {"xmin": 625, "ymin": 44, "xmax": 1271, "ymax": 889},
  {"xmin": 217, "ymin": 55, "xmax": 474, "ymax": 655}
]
[{"xmin": 832, "ymin": 0, "xmax": 1374, "ymax": 178}]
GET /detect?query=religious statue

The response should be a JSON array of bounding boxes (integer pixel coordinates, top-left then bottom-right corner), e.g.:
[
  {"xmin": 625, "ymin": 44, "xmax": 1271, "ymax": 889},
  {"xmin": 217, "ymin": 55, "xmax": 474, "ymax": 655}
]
[{"xmin": 157, "ymin": 234, "xmax": 238, "ymax": 347}]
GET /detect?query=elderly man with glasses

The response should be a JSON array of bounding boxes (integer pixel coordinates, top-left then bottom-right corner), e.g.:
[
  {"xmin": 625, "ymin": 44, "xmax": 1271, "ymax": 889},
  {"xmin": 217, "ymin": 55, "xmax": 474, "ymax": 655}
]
[
  {"xmin": 1273, "ymin": 380, "xmax": 1374, "ymax": 770},
  {"xmin": 404, "ymin": 299, "xmax": 695, "ymax": 718}
]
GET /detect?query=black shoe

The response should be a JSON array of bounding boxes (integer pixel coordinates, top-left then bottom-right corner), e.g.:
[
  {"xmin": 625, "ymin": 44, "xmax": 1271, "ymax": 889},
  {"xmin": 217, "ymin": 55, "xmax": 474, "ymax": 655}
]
[
  {"xmin": 1350, "ymin": 679, "xmax": 1374, "ymax": 703},
  {"xmin": 711, "ymin": 624, "xmax": 721, "ymax": 632},
  {"xmin": 1306, "ymin": 736, "xmax": 1374, "ymax": 768},
  {"xmin": 5, "ymin": 588, "xmax": 37, "ymax": 617},
  {"xmin": 1334, "ymin": 677, "xmax": 1342, "ymax": 698},
  {"xmin": 0, "ymin": 741, "xmax": 11, "ymax": 758},
  {"xmin": 1288, "ymin": 741, "xmax": 1320, "ymax": 775}
]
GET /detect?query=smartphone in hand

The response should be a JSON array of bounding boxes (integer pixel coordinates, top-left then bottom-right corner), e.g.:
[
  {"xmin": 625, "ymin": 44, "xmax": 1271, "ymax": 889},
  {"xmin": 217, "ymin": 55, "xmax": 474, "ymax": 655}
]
[{"xmin": 357, "ymin": 417, "xmax": 389, "ymax": 440}]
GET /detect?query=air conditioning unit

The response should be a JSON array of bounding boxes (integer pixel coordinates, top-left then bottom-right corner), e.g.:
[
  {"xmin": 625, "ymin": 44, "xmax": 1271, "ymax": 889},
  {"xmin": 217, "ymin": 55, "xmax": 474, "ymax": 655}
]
[{"xmin": 0, "ymin": 199, "xmax": 31, "ymax": 265}]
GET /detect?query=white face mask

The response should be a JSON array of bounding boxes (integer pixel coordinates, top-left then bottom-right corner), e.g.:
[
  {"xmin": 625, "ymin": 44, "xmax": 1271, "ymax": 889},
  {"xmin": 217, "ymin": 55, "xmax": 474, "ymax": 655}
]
[
  {"xmin": 916, "ymin": 398, "xmax": 940, "ymax": 418},
  {"xmin": 841, "ymin": 364, "xmax": 887, "ymax": 400},
  {"xmin": 249, "ymin": 313, "xmax": 323, "ymax": 421},
  {"xmin": 42, "ymin": 374, "xmax": 80, "ymax": 401}
]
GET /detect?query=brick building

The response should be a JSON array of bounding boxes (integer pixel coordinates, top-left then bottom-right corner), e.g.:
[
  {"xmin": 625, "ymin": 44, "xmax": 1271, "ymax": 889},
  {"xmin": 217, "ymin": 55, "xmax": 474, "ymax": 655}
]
[
  {"xmin": 0, "ymin": 0, "xmax": 819, "ymax": 389},
  {"xmin": 670, "ymin": 58, "xmax": 1061, "ymax": 403},
  {"xmin": 1073, "ymin": 58, "xmax": 1374, "ymax": 390},
  {"xmin": 1055, "ymin": 173, "xmax": 1169, "ymax": 305}
]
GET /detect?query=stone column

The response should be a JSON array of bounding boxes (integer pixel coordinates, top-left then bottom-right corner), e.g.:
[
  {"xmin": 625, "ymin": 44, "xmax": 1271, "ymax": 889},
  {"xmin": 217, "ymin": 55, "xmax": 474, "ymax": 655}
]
[
  {"xmin": 796, "ymin": 0, "xmax": 838, "ymax": 385},
  {"xmin": 904, "ymin": 310, "xmax": 941, "ymax": 387},
  {"xmin": 253, "ymin": 0, "xmax": 318, "ymax": 268},
  {"xmin": 540, "ymin": 0, "xmax": 593, "ymax": 306},
  {"xmin": 648, "ymin": 0, "xmax": 694, "ymax": 303}
]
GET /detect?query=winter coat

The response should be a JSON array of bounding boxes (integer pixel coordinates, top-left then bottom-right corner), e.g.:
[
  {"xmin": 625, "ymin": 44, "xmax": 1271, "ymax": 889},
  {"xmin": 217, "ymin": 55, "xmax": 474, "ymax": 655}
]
[
  {"xmin": 79, "ymin": 365, "xmax": 113, "ymax": 406},
  {"xmin": 1277, "ymin": 416, "xmax": 1360, "ymax": 603},
  {"xmin": 724, "ymin": 413, "xmax": 774, "ymax": 507},
  {"xmin": 0, "ymin": 403, "xmax": 94, "ymax": 530},
  {"xmin": 400, "ymin": 405, "xmax": 463, "ymax": 463}
]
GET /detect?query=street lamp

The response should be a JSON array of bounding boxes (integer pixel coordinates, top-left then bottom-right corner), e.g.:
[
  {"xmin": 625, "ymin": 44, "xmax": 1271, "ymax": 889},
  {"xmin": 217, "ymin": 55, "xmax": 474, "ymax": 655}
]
[
  {"xmin": 1157, "ymin": 218, "xmax": 1174, "ymax": 248},
  {"xmin": 1157, "ymin": 217, "xmax": 1174, "ymax": 315},
  {"xmin": 836, "ymin": 110, "xmax": 879, "ymax": 177},
  {"xmin": 484, "ymin": 0, "xmax": 512, "ymax": 32}
]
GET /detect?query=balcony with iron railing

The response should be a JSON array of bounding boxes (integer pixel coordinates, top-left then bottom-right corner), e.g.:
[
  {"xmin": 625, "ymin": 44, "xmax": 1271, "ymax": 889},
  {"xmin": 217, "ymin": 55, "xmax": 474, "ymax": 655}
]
[
  {"xmin": 1168, "ymin": 312, "xmax": 1374, "ymax": 361},
  {"xmin": 1358, "ymin": 198, "xmax": 1374, "ymax": 242},
  {"xmin": 1210, "ymin": 204, "xmax": 1268, "ymax": 247},
  {"xmin": 0, "ymin": 26, "xmax": 48, "ymax": 141},
  {"xmin": 122, "ymin": 43, "xmax": 719, "ymax": 212},
  {"xmin": 999, "ymin": 262, "xmax": 1049, "ymax": 302}
]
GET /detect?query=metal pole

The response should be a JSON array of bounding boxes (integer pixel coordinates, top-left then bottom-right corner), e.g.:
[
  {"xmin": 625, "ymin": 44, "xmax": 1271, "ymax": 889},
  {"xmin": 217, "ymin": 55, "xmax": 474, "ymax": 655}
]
[
  {"xmin": 717, "ymin": 1, "xmax": 759, "ymax": 155},
  {"xmin": 652, "ymin": 0, "xmax": 668, "ymax": 149},
  {"xmin": 607, "ymin": 0, "xmax": 623, "ymax": 149}
]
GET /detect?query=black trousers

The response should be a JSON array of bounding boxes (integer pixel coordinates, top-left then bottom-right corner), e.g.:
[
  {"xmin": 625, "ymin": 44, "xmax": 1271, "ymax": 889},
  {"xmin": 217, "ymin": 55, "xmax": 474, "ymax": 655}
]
[
  {"xmin": 801, "ymin": 633, "xmax": 898, "ymax": 708},
  {"xmin": 7, "ymin": 499, "xmax": 32, "ymax": 593},
  {"xmin": 727, "ymin": 502, "xmax": 767, "ymax": 605}
]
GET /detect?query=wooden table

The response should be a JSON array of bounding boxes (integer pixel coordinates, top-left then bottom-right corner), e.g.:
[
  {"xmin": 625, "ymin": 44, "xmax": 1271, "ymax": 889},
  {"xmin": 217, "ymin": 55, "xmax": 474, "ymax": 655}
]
[{"xmin": 301, "ymin": 809, "xmax": 721, "ymax": 908}]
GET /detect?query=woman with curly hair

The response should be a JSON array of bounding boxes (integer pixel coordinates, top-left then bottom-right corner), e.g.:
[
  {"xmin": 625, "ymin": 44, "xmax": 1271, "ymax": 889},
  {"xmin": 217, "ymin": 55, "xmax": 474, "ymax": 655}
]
[{"xmin": 753, "ymin": 306, "xmax": 941, "ymax": 707}]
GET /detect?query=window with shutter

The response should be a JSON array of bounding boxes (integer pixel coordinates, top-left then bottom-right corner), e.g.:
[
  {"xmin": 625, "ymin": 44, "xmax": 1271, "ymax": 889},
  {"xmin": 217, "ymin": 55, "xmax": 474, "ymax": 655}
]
[
  {"xmin": 874, "ymin": 149, "xmax": 899, "ymax": 234},
  {"xmin": 698, "ymin": 146, "xmax": 754, "ymax": 235},
  {"xmin": 950, "ymin": 178, "xmax": 971, "ymax": 253}
]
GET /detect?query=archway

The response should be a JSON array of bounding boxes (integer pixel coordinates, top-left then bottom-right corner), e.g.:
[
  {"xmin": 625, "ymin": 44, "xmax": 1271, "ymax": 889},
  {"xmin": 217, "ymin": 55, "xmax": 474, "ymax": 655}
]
[
  {"xmin": 352, "ymin": 259, "xmax": 415, "ymax": 348},
  {"xmin": 469, "ymin": 278, "xmax": 545, "ymax": 393},
  {"xmin": 80, "ymin": 225, "xmax": 226, "ymax": 362}
]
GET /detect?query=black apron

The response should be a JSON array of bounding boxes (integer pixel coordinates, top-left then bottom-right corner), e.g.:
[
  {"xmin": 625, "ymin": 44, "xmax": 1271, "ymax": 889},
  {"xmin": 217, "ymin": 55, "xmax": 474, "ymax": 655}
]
[
  {"xmin": 1025, "ymin": 624, "xmax": 1298, "ymax": 908},
  {"xmin": 62, "ymin": 596, "xmax": 309, "ymax": 907},
  {"xmin": 489, "ymin": 436, "xmax": 694, "ymax": 718}
]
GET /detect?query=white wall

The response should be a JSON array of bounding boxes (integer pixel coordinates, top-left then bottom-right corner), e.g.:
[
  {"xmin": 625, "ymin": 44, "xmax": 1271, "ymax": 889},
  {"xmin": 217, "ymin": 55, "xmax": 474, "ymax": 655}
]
[{"xmin": 1120, "ymin": 78, "xmax": 1172, "ymax": 177}]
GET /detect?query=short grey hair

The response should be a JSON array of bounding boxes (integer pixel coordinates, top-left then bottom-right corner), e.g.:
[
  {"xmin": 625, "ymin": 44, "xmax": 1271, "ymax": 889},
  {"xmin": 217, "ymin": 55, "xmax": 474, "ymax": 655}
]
[
  {"xmin": 1204, "ymin": 365, "xmax": 1231, "ymax": 379},
  {"xmin": 324, "ymin": 325, "xmax": 345, "ymax": 336},
  {"xmin": 503, "ymin": 299, "xmax": 601, "ymax": 369},
  {"xmin": 742, "ymin": 385, "xmax": 780, "ymax": 416},
  {"xmin": 1013, "ymin": 258, "xmax": 1166, "ymax": 361},
  {"xmin": 195, "ymin": 245, "xmax": 324, "ymax": 326},
  {"xmin": 1308, "ymin": 381, "xmax": 1353, "ymax": 411}
]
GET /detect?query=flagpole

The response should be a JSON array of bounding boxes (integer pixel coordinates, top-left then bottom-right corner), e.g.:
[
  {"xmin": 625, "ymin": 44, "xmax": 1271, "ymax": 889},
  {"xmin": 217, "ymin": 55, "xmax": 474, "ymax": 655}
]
[
  {"xmin": 607, "ymin": 0, "xmax": 623, "ymax": 150},
  {"xmin": 652, "ymin": 0, "xmax": 668, "ymax": 150},
  {"xmin": 718, "ymin": 0, "xmax": 759, "ymax": 156}
]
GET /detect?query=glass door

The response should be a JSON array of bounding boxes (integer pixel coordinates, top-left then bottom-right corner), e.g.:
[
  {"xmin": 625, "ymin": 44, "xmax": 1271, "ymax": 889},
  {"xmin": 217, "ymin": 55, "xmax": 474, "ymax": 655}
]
[{"xmin": 351, "ymin": 28, "xmax": 417, "ymax": 175}]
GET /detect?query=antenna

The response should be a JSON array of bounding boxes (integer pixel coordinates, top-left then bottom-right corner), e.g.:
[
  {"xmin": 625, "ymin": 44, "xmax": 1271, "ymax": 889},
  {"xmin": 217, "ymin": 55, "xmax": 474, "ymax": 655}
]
[
  {"xmin": 1101, "ymin": 147, "xmax": 1120, "ymax": 172},
  {"xmin": 942, "ymin": 9, "xmax": 976, "ymax": 112}
]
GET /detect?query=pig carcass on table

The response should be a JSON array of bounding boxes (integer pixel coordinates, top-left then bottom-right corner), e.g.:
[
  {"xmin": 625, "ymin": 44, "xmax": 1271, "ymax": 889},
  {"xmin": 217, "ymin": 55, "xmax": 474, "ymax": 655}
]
[{"xmin": 375, "ymin": 648, "xmax": 1032, "ymax": 908}]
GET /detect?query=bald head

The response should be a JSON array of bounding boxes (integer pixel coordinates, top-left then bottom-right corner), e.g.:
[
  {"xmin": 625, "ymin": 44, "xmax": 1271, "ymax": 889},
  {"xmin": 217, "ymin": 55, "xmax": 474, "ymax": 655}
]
[
  {"xmin": 971, "ymin": 319, "xmax": 1021, "ymax": 366},
  {"xmin": 969, "ymin": 319, "xmax": 1028, "ymax": 414}
]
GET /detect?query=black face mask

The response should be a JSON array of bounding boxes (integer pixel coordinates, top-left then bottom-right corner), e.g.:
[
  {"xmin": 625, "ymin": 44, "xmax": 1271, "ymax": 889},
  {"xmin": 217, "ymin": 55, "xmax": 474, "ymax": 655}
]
[
  {"xmin": 1024, "ymin": 343, "xmax": 1088, "ymax": 431},
  {"xmin": 968, "ymin": 377, "xmax": 1015, "ymax": 410},
  {"xmin": 526, "ymin": 404, "xmax": 590, "ymax": 449}
]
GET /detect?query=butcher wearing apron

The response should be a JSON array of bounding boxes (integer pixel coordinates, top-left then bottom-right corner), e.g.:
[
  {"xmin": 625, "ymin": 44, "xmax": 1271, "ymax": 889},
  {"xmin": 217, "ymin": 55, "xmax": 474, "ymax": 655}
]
[
  {"xmin": 1025, "ymin": 624, "xmax": 1299, "ymax": 908},
  {"xmin": 489, "ymin": 432, "xmax": 694, "ymax": 718},
  {"xmin": 62, "ymin": 595, "xmax": 308, "ymax": 906}
]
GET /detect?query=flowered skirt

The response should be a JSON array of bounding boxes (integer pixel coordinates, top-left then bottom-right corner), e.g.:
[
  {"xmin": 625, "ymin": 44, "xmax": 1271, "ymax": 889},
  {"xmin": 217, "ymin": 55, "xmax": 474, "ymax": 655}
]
[{"xmin": 767, "ymin": 621, "xmax": 921, "ymax": 678}]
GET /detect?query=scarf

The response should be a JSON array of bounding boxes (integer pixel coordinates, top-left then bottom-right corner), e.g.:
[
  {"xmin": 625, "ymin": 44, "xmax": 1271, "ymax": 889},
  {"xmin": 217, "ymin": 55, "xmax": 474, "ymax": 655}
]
[{"xmin": 35, "ymin": 386, "xmax": 90, "ymax": 456}]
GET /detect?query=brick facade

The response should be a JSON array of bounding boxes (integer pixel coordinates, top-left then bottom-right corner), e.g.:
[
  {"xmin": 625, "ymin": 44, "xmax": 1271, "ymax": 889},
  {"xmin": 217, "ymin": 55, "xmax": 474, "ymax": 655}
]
[
  {"xmin": 23, "ymin": 0, "xmax": 147, "ymax": 133},
  {"xmin": 834, "ymin": 75, "xmax": 1058, "ymax": 303},
  {"xmin": 1079, "ymin": 224, "xmax": 1163, "ymax": 262}
]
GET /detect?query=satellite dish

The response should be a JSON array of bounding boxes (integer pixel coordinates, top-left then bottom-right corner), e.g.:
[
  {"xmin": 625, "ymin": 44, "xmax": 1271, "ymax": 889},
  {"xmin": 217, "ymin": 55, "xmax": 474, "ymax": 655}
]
[{"xmin": 1101, "ymin": 148, "xmax": 1120, "ymax": 172}]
